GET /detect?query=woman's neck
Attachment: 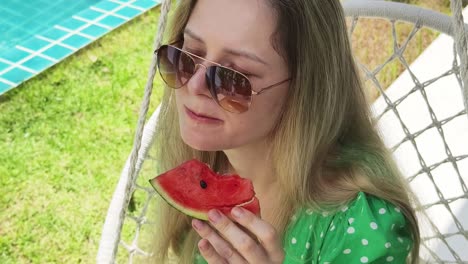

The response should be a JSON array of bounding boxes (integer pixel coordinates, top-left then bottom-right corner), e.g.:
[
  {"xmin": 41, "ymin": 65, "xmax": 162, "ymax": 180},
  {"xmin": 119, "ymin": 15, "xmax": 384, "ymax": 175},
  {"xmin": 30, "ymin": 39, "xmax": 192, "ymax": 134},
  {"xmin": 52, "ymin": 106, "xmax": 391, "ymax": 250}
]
[
  {"xmin": 222, "ymin": 140, "xmax": 288, "ymax": 227},
  {"xmin": 223, "ymin": 139, "xmax": 277, "ymax": 198}
]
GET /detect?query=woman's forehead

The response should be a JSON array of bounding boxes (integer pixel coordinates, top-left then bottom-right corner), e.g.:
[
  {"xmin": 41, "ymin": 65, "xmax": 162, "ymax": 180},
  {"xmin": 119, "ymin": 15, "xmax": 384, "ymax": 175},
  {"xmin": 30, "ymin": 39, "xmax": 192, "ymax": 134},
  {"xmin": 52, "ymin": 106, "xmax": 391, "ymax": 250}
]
[{"xmin": 185, "ymin": 0, "xmax": 278, "ymax": 56}]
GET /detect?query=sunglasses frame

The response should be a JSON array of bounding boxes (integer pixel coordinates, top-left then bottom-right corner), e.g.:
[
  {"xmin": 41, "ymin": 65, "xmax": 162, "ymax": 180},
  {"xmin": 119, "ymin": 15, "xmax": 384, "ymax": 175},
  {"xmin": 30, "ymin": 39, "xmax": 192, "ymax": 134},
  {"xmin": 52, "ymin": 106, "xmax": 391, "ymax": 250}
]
[{"xmin": 154, "ymin": 43, "xmax": 291, "ymax": 112}]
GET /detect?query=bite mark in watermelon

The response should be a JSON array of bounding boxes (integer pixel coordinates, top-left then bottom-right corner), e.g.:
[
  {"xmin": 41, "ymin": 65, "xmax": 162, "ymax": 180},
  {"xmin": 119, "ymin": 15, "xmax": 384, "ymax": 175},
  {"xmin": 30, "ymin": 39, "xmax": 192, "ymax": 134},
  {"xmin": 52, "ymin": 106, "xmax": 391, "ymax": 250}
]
[{"xmin": 150, "ymin": 159, "xmax": 260, "ymax": 220}]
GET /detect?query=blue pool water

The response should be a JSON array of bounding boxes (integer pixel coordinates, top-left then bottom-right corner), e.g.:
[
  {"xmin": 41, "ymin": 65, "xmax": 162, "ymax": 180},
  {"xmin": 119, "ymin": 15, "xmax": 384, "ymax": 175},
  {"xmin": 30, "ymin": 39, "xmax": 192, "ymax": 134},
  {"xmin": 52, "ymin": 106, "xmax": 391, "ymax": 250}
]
[
  {"xmin": 0, "ymin": 1, "xmax": 99, "ymax": 51},
  {"xmin": 0, "ymin": 0, "xmax": 160, "ymax": 95}
]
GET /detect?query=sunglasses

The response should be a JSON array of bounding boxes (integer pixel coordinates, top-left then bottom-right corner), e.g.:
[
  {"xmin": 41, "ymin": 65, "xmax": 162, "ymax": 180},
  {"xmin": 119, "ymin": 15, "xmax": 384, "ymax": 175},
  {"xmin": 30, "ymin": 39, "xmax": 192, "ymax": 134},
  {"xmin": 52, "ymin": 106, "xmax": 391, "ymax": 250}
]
[{"xmin": 155, "ymin": 44, "xmax": 290, "ymax": 113}]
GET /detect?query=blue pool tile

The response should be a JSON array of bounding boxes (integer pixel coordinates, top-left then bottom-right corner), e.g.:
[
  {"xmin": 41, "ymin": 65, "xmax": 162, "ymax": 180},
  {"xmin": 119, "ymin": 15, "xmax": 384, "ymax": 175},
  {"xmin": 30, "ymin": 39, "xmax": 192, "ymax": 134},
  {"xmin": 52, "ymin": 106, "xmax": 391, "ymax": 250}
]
[
  {"xmin": 1, "ymin": 68, "xmax": 34, "ymax": 84},
  {"xmin": 18, "ymin": 22, "xmax": 44, "ymax": 36},
  {"xmin": 9, "ymin": 5, "xmax": 36, "ymax": 18},
  {"xmin": 115, "ymin": 7, "xmax": 141, "ymax": 18},
  {"xmin": 78, "ymin": 8, "xmax": 104, "ymax": 21},
  {"xmin": 132, "ymin": 0, "xmax": 158, "ymax": 9},
  {"xmin": 22, "ymin": 56, "xmax": 55, "ymax": 72},
  {"xmin": 36, "ymin": 0, "xmax": 54, "ymax": 7},
  {"xmin": 2, "ymin": 5, "xmax": 35, "ymax": 17},
  {"xmin": 98, "ymin": 15, "xmax": 126, "ymax": 28},
  {"xmin": 80, "ymin": 25, "xmax": 108, "ymax": 38},
  {"xmin": 0, "ymin": 23, "xmax": 11, "ymax": 34},
  {"xmin": 9, "ymin": 31, "xmax": 30, "ymax": 47},
  {"xmin": 0, "ymin": 22, "xmax": 21, "ymax": 37},
  {"xmin": 93, "ymin": 1, "xmax": 120, "ymax": 12},
  {"xmin": 40, "ymin": 27, "xmax": 69, "ymax": 41},
  {"xmin": 0, "ymin": 80, "xmax": 12, "ymax": 95},
  {"xmin": 45, "ymin": 4, "xmax": 88, "ymax": 24},
  {"xmin": 62, "ymin": 35, "xmax": 92, "ymax": 49},
  {"xmin": 39, "ymin": 5, "xmax": 64, "ymax": 18},
  {"xmin": 0, "ymin": 61, "xmax": 9, "ymax": 72},
  {"xmin": 20, "ymin": 38, "xmax": 51, "ymax": 52},
  {"xmin": 58, "ymin": 18, "xmax": 87, "ymax": 31},
  {"xmin": 1, "ymin": 48, "xmax": 30, "ymax": 63},
  {"xmin": 42, "ymin": 45, "xmax": 74, "ymax": 60},
  {"xmin": 0, "ymin": 11, "xmax": 21, "ymax": 22}
]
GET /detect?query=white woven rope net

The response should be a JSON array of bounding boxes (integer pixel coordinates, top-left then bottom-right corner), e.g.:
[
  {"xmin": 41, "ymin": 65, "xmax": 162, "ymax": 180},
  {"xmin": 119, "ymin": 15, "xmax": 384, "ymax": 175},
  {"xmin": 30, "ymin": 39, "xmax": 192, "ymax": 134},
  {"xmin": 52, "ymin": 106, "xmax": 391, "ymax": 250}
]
[
  {"xmin": 98, "ymin": 1, "xmax": 468, "ymax": 263},
  {"xmin": 347, "ymin": 12, "xmax": 468, "ymax": 264}
]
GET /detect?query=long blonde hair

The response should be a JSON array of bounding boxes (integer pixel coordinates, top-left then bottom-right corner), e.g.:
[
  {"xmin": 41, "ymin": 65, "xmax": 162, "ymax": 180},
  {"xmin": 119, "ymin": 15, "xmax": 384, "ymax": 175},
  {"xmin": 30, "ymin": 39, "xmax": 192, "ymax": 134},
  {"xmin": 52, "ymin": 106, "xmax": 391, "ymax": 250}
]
[{"xmin": 150, "ymin": 0, "xmax": 420, "ymax": 263}]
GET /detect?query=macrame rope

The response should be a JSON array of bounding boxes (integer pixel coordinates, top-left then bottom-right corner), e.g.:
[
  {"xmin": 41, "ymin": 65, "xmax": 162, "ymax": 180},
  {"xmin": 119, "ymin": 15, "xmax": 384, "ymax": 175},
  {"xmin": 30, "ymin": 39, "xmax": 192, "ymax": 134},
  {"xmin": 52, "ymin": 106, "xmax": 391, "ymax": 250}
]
[
  {"xmin": 451, "ymin": 0, "xmax": 468, "ymax": 119},
  {"xmin": 109, "ymin": 0, "xmax": 172, "ymax": 261}
]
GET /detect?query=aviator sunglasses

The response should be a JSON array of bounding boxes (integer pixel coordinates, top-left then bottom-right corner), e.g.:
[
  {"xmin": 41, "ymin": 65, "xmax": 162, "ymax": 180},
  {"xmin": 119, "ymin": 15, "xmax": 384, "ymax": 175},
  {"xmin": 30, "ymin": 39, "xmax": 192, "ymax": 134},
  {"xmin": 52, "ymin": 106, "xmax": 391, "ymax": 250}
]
[{"xmin": 155, "ymin": 44, "xmax": 291, "ymax": 113}]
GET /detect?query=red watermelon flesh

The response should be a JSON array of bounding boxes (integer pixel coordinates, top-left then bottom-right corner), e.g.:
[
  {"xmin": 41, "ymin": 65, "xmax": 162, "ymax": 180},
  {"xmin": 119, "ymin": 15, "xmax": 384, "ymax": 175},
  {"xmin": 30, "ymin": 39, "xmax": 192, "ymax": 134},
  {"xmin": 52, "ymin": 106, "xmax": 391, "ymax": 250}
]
[{"xmin": 150, "ymin": 159, "xmax": 260, "ymax": 220}]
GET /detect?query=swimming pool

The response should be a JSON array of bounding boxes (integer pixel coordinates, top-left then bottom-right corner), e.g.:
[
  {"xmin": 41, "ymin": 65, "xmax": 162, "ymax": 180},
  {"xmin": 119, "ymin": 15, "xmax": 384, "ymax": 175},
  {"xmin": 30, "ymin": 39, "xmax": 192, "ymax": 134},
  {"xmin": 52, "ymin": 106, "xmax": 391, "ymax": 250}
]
[{"xmin": 0, "ymin": 0, "xmax": 160, "ymax": 95}]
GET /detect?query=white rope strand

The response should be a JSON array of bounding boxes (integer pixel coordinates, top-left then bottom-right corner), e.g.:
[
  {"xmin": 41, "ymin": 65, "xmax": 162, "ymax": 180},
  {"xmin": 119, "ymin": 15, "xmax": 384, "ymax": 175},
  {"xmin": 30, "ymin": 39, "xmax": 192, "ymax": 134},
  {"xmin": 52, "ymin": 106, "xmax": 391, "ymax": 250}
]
[
  {"xmin": 96, "ymin": 0, "xmax": 172, "ymax": 262},
  {"xmin": 112, "ymin": 0, "xmax": 172, "ymax": 260},
  {"xmin": 450, "ymin": 0, "xmax": 468, "ymax": 119}
]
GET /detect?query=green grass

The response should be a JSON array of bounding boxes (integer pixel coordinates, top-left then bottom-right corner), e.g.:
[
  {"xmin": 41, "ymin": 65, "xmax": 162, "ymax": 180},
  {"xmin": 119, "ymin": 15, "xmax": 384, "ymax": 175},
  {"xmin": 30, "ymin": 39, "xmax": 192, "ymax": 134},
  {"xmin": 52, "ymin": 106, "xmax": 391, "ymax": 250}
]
[{"xmin": 0, "ymin": 8, "xmax": 162, "ymax": 263}]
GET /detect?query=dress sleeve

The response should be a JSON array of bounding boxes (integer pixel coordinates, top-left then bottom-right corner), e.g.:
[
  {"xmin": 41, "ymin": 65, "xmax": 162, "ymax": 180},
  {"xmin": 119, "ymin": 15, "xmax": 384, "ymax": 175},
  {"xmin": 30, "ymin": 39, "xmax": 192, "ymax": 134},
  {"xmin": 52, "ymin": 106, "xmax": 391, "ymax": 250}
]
[{"xmin": 318, "ymin": 192, "xmax": 413, "ymax": 263}]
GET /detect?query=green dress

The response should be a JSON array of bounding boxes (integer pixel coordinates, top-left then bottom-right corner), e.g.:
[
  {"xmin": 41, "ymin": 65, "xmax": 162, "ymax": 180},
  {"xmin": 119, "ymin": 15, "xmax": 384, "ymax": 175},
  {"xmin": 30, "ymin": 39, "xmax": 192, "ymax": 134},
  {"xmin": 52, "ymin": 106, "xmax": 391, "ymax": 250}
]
[{"xmin": 194, "ymin": 192, "xmax": 413, "ymax": 263}]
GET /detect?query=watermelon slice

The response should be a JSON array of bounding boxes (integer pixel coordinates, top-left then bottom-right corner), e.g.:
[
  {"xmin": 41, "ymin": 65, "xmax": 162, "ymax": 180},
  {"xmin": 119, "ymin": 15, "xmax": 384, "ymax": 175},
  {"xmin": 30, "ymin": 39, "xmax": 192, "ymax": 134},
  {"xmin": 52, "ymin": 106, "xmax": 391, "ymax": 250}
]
[{"xmin": 149, "ymin": 159, "xmax": 260, "ymax": 220}]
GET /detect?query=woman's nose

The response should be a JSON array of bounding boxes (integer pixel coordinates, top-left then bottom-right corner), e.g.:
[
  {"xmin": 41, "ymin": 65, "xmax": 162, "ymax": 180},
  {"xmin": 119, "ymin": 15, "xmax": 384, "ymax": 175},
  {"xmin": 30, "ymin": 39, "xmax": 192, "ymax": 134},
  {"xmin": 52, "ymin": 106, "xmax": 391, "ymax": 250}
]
[{"xmin": 185, "ymin": 64, "xmax": 212, "ymax": 97}]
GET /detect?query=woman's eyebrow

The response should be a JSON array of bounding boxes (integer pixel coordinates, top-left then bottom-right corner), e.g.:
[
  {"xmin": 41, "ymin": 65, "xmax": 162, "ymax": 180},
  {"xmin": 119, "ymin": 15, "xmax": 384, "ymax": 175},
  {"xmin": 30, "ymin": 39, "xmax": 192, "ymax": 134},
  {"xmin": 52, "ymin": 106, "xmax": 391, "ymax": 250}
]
[
  {"xmin": 223, "ymin": 47, "xmax": 268, "ymax": 66},
  {"xmin": 184, "ymin": 28, "xmax": 204, "ymax": 43},
  {"xmin": 184, "ymin": 28, "xmax": 268, "ymax": 66}
]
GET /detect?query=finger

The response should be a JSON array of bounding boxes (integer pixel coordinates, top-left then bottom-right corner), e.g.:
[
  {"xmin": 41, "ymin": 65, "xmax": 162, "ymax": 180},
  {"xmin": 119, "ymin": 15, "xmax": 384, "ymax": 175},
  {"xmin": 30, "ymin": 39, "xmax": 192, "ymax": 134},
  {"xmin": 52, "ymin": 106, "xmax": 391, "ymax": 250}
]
[
  {"xmin": 197, "ymin": 239, "xmax": 227, "ymax": 264},
  {"xmin": 231, "ymin": 207, "xmax": 285, "ymax": 262},
  {"xmin": 207, "ymin": 209, "xmax": 268, "ymax": 263},
  {"xmin": 192, "ymin": 219, "xmax": 246, "ymax": 263}
]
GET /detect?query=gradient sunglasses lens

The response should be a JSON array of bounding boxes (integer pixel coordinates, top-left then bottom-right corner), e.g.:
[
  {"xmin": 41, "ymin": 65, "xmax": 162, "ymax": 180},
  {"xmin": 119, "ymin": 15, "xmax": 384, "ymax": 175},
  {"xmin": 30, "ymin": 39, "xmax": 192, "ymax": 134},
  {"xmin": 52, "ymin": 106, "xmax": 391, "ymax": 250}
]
[
  {"xmin": 157, "ymin": 45, "xmax": 195, "ymax": 88},
  {"xmin": 206, "ymin": 66, "xmax": 252, "ymax": 113},
  {"xmin": 157, "ymin": 45, "xmax": 253, "ymax": 113}
]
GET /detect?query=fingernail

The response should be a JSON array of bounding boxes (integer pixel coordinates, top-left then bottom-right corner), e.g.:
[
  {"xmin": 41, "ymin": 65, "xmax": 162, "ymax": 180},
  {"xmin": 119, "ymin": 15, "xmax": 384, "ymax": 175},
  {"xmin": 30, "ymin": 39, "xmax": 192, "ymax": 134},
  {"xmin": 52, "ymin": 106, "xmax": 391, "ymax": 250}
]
[
  {"xmin": 208, "ymin": 209, "xmax": 221, "ymax": 223},
  {"xmin": 199, "ymin": 239, "xmax": 209, "ymax": 251},
  {"xmin": 192, "ymin": 219, "xmax": 204, "ymax": 231},
  {"xmin": 232, "ymin": 207, "xmax": 243, "ymax": 218}
]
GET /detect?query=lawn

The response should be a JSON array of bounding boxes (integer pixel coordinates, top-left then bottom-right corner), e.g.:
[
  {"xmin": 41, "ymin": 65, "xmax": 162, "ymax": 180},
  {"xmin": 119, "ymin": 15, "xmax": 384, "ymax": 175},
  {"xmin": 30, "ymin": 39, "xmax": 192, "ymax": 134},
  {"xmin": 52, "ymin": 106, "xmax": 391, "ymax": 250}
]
[
  {"xmin": 0, "ymin": 7, "xmax": 162, "ymax": 263},
  {"xmin": 0, "ymin": 1, "xmax": 456, "ymax": 263}
]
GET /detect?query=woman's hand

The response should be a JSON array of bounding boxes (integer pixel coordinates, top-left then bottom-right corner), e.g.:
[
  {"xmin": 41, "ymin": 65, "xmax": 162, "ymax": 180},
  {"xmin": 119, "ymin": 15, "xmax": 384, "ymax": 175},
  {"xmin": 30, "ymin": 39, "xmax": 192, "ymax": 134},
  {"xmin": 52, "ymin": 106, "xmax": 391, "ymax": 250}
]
[{"xmin": 191, "ymin": 207, "xmax": 285, "ymax": 264}]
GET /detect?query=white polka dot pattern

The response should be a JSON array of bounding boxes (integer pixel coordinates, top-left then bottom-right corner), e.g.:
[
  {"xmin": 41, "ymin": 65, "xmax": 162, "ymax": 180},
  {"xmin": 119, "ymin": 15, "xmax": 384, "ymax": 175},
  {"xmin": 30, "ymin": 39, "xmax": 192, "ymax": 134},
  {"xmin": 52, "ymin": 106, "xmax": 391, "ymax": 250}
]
[{"xmin": 256, "ymin": 192, "xmax": 414, "ymax": 264}]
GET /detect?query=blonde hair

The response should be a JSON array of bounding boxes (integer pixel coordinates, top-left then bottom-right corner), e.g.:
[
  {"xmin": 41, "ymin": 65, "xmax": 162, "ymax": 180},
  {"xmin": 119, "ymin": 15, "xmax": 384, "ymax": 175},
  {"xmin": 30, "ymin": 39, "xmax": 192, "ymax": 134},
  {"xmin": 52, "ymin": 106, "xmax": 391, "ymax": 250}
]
[{"xmin": 150, "ymin": 0, "xmax": 420, "ymax": 263}]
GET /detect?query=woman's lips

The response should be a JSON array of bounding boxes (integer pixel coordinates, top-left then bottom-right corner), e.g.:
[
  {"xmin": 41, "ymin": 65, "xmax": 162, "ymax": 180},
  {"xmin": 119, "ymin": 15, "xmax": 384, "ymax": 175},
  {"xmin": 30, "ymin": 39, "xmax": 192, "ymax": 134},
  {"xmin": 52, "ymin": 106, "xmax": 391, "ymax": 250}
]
[{"xmin": 184, "ymin": 106, "xmax": 223, "ymax": 124}]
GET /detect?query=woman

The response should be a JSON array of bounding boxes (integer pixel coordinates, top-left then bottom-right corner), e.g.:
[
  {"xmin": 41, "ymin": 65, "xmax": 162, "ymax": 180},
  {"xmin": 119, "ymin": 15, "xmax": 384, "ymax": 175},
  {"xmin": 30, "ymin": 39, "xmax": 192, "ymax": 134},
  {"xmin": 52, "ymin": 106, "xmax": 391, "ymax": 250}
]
[{"xmin": 150, "ymin": 0, "xmax": 420, "ymax": 263}]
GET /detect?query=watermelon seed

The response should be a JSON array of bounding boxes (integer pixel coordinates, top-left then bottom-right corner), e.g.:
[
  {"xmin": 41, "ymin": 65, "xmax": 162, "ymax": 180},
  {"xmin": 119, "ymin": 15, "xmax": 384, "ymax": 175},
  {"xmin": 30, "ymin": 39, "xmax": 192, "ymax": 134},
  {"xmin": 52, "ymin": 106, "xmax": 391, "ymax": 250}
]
[{"xmin": 200, "ymin": 180, "xmax": 207, "ymax": 189}]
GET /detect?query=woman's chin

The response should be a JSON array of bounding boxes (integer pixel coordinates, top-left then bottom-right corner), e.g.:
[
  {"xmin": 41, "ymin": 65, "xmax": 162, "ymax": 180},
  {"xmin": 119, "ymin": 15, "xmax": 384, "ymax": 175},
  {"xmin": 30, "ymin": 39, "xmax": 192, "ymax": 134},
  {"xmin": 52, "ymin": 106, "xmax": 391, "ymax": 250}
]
[{"xmin": 181, "ymin": 133, "xmax": 224, "ymax": 151}]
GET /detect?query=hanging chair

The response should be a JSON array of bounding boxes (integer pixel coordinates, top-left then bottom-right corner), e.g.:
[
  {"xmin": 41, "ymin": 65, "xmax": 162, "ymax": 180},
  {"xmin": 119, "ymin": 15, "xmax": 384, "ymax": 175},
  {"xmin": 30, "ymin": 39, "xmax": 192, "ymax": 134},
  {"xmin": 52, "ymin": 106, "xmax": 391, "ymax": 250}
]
[{"xmin": 97, "ymin": 0, "xmax": 468, "ymax": 263}]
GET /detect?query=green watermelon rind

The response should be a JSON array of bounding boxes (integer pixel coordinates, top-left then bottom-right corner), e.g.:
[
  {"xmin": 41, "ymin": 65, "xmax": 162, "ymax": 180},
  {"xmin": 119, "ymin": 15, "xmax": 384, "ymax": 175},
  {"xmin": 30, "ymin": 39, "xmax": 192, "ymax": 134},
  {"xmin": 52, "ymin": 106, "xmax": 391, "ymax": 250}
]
[{"xmin": 150, "ymin": 177, "xmax": 211, "ymax": 220}]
